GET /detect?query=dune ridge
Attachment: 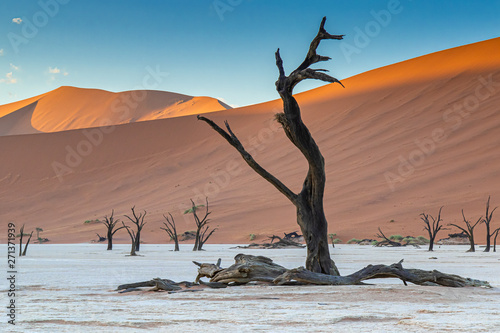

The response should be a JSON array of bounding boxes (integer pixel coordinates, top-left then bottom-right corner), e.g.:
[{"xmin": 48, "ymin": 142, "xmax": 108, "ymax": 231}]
[
  {"xmin": 1, "ymin": 37, "xmax": 499, "ymax": 244},
  {"xmin": 0, "ymin": 86, "xmax": 231, "ymax": 135}
]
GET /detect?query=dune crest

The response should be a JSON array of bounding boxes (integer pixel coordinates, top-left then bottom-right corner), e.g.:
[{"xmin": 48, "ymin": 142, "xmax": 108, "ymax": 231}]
[{"xmin": 0, "ymin": 86, "xmax": 231, "ymax": 135}]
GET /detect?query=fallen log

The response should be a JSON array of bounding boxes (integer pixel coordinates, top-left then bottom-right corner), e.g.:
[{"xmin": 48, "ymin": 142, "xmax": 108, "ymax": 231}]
[
  {"xmin": 116, "ymin": 278, "xmax": 224, "ymax": 293},
  {"xmin": 193, "ymin": 258, "xmax": 223, "ymax": 282},
  {"xmin": 273, "ymin": 259, "xmax": 491, "ymax": 288},
  {"xmin": 210, "ymin": 254, "xmax": 288, "ymax": 284},
  {"xmin": 116, "ymin": 254, "xmax": 491, "ymax": 294},
  {"xmin": 234, "ymin": 236, "xmax": 305, "ymax": 249}
]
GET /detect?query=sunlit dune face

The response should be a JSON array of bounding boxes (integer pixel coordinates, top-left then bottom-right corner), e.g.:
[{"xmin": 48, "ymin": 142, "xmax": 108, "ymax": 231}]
[
  {"xmin": 1, "ymin": 38, "xmax": 500, "ymax": 244},
  {"xmin": 1, "ymin": 38, "xmax": 498, "ymax": 136},
  {"xmin": 295, "ymin": 37, "xmax": 500, "ymax": 104},
  {"xmin": 0, "ymin": 87, "xmax": 231, "ymax": 135}
]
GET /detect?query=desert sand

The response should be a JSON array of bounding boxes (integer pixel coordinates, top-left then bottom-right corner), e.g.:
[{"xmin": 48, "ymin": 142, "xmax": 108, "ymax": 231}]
[
  {"xmin": 0, "ymin": 87, "xmax": 231, "ymax": 135},
  {"xmin": 9, "ymin": 244, "xmax": 500, "ymax": 332},
  {"xmin": 1, "ymin": 38, "xmax": 500, "ymax": 244}
]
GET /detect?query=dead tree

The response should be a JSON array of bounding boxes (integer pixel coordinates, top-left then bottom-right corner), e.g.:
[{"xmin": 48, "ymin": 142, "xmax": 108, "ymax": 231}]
[
  {"xmin": 161, "ymin": 213, "xmax": 180, "ymax": 251},
  {"xmin": 284, "ymin": 231, "xmax": 301, "ymax": 240},
  {"xmin": 101, "ymin": 210, "xmax": 125, "ymax": 250},
  {"xmin": 493, "ymin": 227, "xmax": 500, "ymax": 252},
  {"xmin": 198, "ymin": 17, "xmax": 344, "ymax": 275},
  {"xmin": 95, "ymin": 233, "xmax": 106, "ymax": 242},
  {"xmin": 420, "ymin": 206, "xmax": 443, "ymax": 251},
  {"xmin": 18, "ymin": 225, "xmax": 33, "ymax": 257},
  {"xmin": 125, "ymin": 206, "xmax": 147, "ymax": 251},
  {"xmin": 122, "ymin": 222, "xmax": 138, "ymax": 256},
  {"xmin": 375, "ymin": 228, "xmax": 402, "ymax": 247},
  {"xmin": 185, "ymin": 198, "xmax": 216, "ymax": 251},
  {"xmin": 21, "ymin": 231, "xmax": 33, "ymax": 256},
  {"xmin": 481, "ymin": 196, "xmax": 497, "ymax": 252},
  {"xmin": 450, "ymin": 210, "xmax": 481, "ymax": 252}
]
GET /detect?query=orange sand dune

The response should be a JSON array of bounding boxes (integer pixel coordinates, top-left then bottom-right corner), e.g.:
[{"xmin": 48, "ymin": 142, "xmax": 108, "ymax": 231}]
[
  {"xmin": 1, "ymin": 38, "xmax": 500, "ymax": 245},
  {"xmin": 0, "ymin": 86, "xmax": 231, "ymax": 135}
]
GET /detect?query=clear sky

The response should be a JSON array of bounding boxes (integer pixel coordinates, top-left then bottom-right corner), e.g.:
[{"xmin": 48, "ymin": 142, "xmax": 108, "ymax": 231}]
[{"xmin": 1, "ymin": 0, "xmax": 499, "ymax": 107}]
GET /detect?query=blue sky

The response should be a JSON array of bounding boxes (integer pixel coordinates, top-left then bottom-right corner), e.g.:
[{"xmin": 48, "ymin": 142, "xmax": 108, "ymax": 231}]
[{"xmin": 1, "ymin": 0, "xmax": 499, "ymax": 107}]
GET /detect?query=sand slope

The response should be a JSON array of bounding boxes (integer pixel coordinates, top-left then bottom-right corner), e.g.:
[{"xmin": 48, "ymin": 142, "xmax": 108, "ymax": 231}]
[
  {"xmin": 1, "ymin": 38, "xmax": 500, "ymax": 244},
  {"xmin": 0, "ymin": 86, "xmax": 231, "ymax": 135}
]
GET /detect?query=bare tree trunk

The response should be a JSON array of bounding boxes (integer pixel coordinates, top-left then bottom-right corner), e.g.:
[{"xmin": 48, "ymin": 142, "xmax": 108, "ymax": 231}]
[
  {"xmin": 19, "ymin": 225, "xmax": 24, "ymax": 257},
  {"xmin": 198, "ymin": 17, "xmax": 343, "ymax": 275},
  {"xmin": 122, "ymin": 222, "xmax": 137, "ymax": 256},
  {"xmin": 135, "ymin": 233, "xmax": 141, "ymax": 251},
  {"xmin": 21, "ymin": 231, "xmax": 33, "ymax": 256},
  {"xmin": 193, "ymin": 231, "xmax": 199, "ymax": 251},
  {"xmin": 482, "ymin": 196, "xmax": 497, "ymax": 252},
  {"xmin": 106, "ymin": 231, "xmax": 113, "ymax": 250},
  {"xmin": 296, "ymin": 197, "xmax": 337, "ymax": 274},
  {"xmin": 493, "ymin": 228, "xmax": 500, "ymax": 252}
]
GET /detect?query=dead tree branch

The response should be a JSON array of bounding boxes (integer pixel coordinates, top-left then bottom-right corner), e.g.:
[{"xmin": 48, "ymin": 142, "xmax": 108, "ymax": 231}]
[
  {"xmin": 161, "ymin": 212, "xmax": 179, "ymax": 251},
  {"xmin": 198, "ymin": 17, "xmax": 344, "ymax": 275}
]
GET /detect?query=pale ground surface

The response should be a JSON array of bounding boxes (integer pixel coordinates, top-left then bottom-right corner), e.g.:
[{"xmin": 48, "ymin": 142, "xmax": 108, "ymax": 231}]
[{"xmin": 3, "ymin": 244, "xmax": 500, "ymax": 333}]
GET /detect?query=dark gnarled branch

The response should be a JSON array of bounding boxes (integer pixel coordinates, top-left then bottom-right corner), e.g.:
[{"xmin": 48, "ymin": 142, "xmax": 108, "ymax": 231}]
[
  {"xmin": 275, "ymin": 16, "xmax": 344, "ymax": 95},
  {"xmin": 197, "ymin": 115, "xmax": 297, "ymax": 204}
]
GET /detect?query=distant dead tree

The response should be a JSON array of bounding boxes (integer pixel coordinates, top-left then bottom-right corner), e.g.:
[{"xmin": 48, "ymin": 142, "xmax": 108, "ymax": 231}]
[
  {"xmin": 420, "ymin": 207, "xmax": 443, "ymax": 251},
  {"xmin": 95, "ymin": 233, "xmax": 106, "ymax": 242},
  {"xmin": 198, "ymin": 17, "xmax": 344, "ymax": 275},
  {"xmin": 185, "ymin": 198, "xmax": 216, "ymax": 251},
  {"xmin": 450, "ymin": 210, "xmax": 482, "ymax": 252},
  {"xmin": 122, "ymin": 222, "xmax": 138, "ymax": 256},
  {"xmin": 19, "ymin": 224, "xmax": 33, "ymax": 256},
  {"xmin": 375, "ymin": 228, "xmax": 402, "ymax": 247},
  {"xmin": 125, "ymin": 206, "xmax": 147, "ymax": 251},
  {"xmin": 35, "ymin": 227, "xmax": 43, "ymax": 243},
  {"xmin": 481, "ymin": 196, "xmax": 497, "ymax": 252},
  {"xmin": 161, "ymin": 213, "xmax": 179, "ymax": 251},
  {"xmin": 493, "ymin": 227, "xmax": 500, "ymax": 252},
  {"xmin": 102, "ymin": 210, "xmax": 125, "ymax": 250}
]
